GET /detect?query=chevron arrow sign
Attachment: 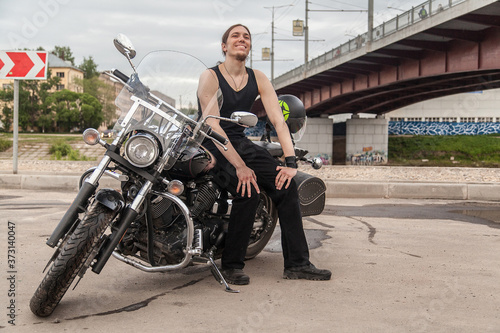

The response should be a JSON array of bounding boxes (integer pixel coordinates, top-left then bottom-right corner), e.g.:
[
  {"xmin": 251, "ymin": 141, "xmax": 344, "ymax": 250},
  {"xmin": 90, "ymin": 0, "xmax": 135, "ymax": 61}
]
[{"xmin": 0, "ymin": 51, "xmax": 48, "ymax": 80}]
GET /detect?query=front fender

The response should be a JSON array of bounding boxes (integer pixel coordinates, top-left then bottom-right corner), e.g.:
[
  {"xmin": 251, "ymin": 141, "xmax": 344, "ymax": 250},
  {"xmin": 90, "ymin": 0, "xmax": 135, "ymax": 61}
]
[{"xmin": 95, "ymin": 189, "xmax": 125, "ymax": 212}]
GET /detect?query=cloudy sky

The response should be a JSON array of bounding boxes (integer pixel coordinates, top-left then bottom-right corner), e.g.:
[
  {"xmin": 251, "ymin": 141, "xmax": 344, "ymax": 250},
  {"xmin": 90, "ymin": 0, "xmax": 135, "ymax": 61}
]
[{"xmin": 0, "ymin": 0, "xmax": 424, "ymax": 79}]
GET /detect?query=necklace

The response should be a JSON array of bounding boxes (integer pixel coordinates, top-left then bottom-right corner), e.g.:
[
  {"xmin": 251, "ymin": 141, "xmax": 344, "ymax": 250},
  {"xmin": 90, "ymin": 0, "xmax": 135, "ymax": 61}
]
[{"xmin": 223, "ymin": 62, "xmax": 246, "ymax": 92}]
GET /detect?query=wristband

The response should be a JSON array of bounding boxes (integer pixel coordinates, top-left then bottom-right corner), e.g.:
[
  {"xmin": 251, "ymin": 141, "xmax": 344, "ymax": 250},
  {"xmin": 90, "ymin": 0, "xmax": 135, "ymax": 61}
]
[{"xmin": 285, "ymin": 156, "xmax": 298, "ymax": 169}]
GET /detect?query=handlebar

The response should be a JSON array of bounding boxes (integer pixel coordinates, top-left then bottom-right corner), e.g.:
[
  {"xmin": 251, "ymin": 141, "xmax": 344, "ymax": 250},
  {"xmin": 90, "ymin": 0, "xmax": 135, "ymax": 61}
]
[
  {"xmin": 206, "ymin": 127, "xmax": 228, "ymax": 145},
  {"xmin": 113, "ymin": 69, "xmax": 130, "ymax": 83}
]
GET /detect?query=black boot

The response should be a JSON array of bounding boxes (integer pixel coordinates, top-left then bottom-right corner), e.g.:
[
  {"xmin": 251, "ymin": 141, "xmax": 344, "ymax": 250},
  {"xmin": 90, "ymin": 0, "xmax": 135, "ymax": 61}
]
[
  {"xmin": 221, "ymin": 268, "xmax": 250, "ymax": 285},
  {"xmin": 283, "ymin": 264, "xmax": 331, "ymax": 281}
]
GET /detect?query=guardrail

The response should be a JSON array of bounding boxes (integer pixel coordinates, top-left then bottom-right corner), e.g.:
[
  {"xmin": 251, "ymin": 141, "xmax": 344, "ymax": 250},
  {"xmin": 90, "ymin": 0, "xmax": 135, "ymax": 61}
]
[{"xmin": 274, "ymin": 0, "xmax": 467, "ymax": 85}]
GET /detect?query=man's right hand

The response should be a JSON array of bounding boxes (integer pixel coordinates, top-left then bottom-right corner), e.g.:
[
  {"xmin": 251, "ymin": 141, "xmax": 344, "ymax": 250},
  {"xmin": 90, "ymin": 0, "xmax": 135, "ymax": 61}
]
[{"xmin": 236, "ymin": 165, "xmax": 260, "ymax": 197}]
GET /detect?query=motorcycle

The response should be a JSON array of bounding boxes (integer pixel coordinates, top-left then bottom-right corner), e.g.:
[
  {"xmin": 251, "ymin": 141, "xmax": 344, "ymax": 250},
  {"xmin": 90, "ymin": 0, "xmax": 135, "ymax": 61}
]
[{"xmin": 30, "ymin": 34, "xmax": 327, "ymax": 317}]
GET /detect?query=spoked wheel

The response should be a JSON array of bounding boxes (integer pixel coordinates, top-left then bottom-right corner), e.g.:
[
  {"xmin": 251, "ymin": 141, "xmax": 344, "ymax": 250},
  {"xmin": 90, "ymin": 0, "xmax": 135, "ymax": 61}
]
[
  {"xmin": 30, "ymin": 202, "xmax": 114, "ymax": 317},
  {"xmin": 245, "ymin": 192, "xmax": 278, "ymax": 260}
]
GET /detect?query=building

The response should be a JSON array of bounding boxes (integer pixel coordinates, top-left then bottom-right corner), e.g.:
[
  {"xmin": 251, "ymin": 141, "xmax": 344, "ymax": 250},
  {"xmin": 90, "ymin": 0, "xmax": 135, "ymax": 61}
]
[{"xmin": 46, "ymin": 53, "xmax": 84, "ymax": 92}]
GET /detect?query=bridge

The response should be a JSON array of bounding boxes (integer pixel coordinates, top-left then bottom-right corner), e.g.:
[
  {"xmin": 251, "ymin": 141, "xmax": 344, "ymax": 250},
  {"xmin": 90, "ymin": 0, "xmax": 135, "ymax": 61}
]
[{"xmin": 253, "ymin": 0, "xmax": 500, "ymax": 165}]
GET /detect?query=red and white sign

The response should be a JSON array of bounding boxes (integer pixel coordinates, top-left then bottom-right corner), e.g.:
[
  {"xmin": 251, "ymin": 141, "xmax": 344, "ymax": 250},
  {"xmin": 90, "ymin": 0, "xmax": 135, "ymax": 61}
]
[{"xmin": 0, "ymin": 51, "xmax": 48, "ymax": 80}]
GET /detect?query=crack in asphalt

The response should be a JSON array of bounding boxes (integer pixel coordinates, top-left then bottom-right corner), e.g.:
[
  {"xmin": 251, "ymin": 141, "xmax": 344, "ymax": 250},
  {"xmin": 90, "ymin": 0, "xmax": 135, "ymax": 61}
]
[
  {"xmin": 349, "ymin": 217, "xmax": 377, "ymax": 245},
  {"xmin": 305, "ymin": 216, "xmax": 335, "ymax": 229},
  {"xmin": 61, "ymin": 278, "xmax": 205, "ymax": 322},
  {"xmin": 348, "ymin": 218, "xmax": 423, "ymax": 258},
  {"xmin": 399, "ymin": 251, "xmax": 422, "ymax": 258}
]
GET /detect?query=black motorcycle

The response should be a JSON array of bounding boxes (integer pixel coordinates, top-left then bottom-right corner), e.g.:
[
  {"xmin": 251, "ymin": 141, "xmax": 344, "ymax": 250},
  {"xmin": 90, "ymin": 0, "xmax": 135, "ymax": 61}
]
[{"xmin": 30, "ymin": 34, "xmax": 326, "ymax": 317}]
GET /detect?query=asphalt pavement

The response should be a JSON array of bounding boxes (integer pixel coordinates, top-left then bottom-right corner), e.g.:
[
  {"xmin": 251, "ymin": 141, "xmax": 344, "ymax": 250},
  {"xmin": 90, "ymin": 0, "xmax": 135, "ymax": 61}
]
[{"xmin": 1, "ymin": 189, "xmax": 499, "ymax": 332}]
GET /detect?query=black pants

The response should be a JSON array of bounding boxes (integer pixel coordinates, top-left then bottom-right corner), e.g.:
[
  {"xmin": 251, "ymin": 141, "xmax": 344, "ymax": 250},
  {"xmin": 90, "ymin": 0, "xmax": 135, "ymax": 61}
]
[{"xmin": 206, "ymin": 137, "xmax": 310, "ymax": 269}]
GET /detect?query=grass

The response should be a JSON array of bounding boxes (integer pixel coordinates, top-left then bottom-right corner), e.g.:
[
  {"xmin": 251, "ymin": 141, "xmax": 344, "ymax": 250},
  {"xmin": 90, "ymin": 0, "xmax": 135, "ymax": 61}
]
[
  {"xmin": 49, "ymin": 139, "xmax": 92, "ymax": 161},
  {"xmin": 0, "ymin": 133, "xmax": 82, "ymax": 148},
  {"xmin": 0, "ymin": 136, "xmax": 12, "ymax": 152},
  {"xmin": 389, "ymin": 135, "xmax": 500, "ymax": 167},
  {"xmin": 0, "ymin": 133, "xmax": 93, "ymax": 161}
]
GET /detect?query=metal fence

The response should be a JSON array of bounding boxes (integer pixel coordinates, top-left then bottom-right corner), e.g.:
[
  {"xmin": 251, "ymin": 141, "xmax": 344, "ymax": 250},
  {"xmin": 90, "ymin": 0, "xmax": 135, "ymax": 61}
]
[{"xmin": 274, "ymin": 0, "xmax": 467, "ymax": 85}]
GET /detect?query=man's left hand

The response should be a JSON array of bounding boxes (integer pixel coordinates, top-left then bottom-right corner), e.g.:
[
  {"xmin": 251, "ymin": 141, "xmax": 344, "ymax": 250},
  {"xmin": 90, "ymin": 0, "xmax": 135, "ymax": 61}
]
[{"xmin": 275, "ymin": 166, "xmax": 297, "ymax": 190}]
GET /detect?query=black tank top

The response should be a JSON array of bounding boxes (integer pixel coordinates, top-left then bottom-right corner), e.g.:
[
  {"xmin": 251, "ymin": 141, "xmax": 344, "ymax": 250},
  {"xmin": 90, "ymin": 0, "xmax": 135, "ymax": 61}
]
[{"xmin": 211, "ymin": 65, "xmax": 259, "ymax": 139}]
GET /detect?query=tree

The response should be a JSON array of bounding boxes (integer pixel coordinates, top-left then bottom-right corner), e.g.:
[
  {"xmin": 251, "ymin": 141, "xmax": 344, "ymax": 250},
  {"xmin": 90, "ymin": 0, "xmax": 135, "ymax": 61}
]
[
  {"xmin": 51, "ymin": 46, "xmax": 75, "ymax": 65},
  {"xmin": 18, "ymin": 79, "xmax": 41, "ymax": 131},
  {"xmin": 46, "ymin": 89, "xmax": 79, "ymax": 132},
  {"xmin": 37, "ymin": 72, "xmax": 61, "ymax": 132},
  {"xmin": 1, "ymin": 106, "xmax": 12, "ymax": 131},
  {"xmin": 79, "ymin": 93, "xmax": 103, "ymax": 129},
  {"xmin": 79, "ymin": 56, "xmax": 99, "ymax": 79},
  {"xmin": 74, "ymin": 74, "xmax": 116, "ymax": 129},
  {"xmin": 15, "ymin": 70, "xmax": 60, "ymax": 131},
  {"xmin": 0, "ymin": 88, "xmax": 13, "ymax": 131},
  {"xmin": 47, "ymin": 89, "xmax": 103, "ymax": 132}
]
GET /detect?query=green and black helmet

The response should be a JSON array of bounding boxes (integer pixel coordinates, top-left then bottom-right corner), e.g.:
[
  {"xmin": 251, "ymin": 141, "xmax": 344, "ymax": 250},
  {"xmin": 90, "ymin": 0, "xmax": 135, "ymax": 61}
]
[{"xmin": 278, "ymin": 94, "xmax": 307, "ymax": 140}]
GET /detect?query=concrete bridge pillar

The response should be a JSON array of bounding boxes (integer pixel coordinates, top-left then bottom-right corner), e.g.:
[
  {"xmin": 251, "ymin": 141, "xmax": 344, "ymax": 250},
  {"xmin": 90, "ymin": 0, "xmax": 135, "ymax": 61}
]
[
  {"xmin": 299, "ymin": 117, "xmax": 333, "ymax": 164},
  {"xmin": 346, "ymin": 115, "xmax": 388, "ymax": 165}
]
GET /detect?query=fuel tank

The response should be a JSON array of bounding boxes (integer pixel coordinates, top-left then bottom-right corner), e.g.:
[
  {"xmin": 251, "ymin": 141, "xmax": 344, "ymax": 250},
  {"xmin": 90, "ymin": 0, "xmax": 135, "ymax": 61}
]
[{"xmin": 168, "ymin": 146, "xmax": 213, "ymax": 180}]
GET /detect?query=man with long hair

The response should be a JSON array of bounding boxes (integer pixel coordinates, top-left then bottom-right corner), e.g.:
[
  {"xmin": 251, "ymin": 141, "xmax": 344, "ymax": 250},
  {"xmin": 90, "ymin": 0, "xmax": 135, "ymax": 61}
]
[{"xmin": 198, "ymin": 24, "xmax": 331, "ymax": 285}]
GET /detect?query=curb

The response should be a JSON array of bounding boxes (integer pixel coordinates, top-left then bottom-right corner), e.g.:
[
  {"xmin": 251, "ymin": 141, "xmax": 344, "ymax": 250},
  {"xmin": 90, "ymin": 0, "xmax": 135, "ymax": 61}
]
[
  {"xmin": 2, "ymin": 173, "xmax": 500, "ymax": 201},
  {"xmin": 325, "ymin": 180, "xmax": 500, "ymax": 201},
  {"xmin": 0, "ymin": 174, "xmax": 119, "ymax": 192}
]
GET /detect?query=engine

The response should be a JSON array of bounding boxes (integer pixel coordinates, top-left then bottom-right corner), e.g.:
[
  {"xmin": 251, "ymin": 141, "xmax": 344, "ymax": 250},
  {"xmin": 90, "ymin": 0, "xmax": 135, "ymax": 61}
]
[{"xmin": 122, "ymin": 178, "xmax": 229, "ymax": 265}]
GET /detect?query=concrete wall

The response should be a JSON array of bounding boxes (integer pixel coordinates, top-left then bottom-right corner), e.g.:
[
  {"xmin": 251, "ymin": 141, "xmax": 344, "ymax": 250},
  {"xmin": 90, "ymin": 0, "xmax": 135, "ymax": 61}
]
[
  {"xmin": 346, "ymin": 117, "xmax": 388, "ymax": 165},
  {"xmin": 245, "ymin": 117, "xmax": 334, "ymax": 164},
  {"xmin": 298, "ymin": 117, "xmax": 333, "ymax": 164}
]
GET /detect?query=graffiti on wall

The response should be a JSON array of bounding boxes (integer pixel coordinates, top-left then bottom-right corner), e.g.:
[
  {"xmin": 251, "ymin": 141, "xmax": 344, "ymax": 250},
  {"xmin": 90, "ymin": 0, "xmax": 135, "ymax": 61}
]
[
  {"xmin": 346, "ymin": 150, "xmax": 387, "ymax": 165},
  {"xmin": 389, "ymin": 121, "xmax": 500, "ymax": 135}
]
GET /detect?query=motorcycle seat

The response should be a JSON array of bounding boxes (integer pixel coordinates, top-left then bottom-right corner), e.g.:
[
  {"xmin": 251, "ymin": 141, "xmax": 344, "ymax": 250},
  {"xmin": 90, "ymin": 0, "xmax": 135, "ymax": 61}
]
[{"xmin": 252, "ymin": 141, "xmax": 283, "ymax": 157}]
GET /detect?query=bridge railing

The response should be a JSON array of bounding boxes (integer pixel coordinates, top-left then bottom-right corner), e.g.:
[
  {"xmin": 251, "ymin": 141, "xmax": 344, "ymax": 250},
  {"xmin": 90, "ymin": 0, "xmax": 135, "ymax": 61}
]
[{"xmin": 275, "ymin": 0, "xmax": 468, "ymax": 85}]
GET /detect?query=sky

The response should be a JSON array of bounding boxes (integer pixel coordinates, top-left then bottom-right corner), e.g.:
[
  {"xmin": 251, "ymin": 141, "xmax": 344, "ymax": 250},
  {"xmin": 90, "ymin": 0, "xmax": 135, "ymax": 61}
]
[{"xmin": 0, "ymin": 0, "xmax": 425, "ymax": 80}]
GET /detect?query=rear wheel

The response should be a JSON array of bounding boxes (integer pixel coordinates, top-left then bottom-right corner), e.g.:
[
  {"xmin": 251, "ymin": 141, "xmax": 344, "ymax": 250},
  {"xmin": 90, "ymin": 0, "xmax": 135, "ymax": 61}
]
[
  {"xmin": 30, "ymin": 202, "xmax": 114, "ymax": 317},
  {"xmin": 245, "ymin": 192, "xmax": 278, "ymax": 260}
]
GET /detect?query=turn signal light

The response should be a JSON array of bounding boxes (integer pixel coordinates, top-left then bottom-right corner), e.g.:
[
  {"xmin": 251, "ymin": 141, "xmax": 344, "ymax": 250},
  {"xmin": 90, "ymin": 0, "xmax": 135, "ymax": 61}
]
[
  {"xmin": 167, "ymin": 180, "xmax": 184, "ymax": 196},
  {"xmin": 83, "ymin": 128, "xmax": 100, "ymax": 145}
]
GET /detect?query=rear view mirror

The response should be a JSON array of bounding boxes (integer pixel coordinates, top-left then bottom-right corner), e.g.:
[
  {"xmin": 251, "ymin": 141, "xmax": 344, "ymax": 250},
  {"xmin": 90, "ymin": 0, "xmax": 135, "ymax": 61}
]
[
  {"xmin": 113, "ymin": 33, "xmax": 136, "ymax": 59},
  {"xmin": 230, "ymin": 112, "xmax": 258, "ymax": 128}
]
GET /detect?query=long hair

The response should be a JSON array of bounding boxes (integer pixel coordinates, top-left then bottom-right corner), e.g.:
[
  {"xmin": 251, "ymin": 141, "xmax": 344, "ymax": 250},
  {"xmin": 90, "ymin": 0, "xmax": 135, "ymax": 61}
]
[{"xmin": 221, "ymin": 24, "xmax": 252, "ymax": 56}]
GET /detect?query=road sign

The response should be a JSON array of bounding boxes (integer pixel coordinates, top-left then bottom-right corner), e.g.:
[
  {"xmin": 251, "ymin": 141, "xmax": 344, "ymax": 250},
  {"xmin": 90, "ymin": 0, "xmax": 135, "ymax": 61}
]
[
  {"xmin": 0, "ymin": 51, "xmax": 48, "ymax": 80},
  {"xmin": 0, "ymin": 51, "xmax": 48, "ymax": 174}
]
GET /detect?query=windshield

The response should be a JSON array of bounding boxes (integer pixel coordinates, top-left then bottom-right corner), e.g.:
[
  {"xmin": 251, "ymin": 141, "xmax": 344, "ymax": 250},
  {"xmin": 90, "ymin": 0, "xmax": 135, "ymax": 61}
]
[{"xmin": 113, "ymin": 50, "xmax": 221, "ymax": 168}]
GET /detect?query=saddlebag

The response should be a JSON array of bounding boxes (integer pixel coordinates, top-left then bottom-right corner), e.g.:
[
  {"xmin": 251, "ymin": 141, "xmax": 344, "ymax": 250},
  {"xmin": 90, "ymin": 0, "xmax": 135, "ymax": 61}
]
[{"xmin": 294, "ymin": 171, "xmax": 326, "ymax": 217}]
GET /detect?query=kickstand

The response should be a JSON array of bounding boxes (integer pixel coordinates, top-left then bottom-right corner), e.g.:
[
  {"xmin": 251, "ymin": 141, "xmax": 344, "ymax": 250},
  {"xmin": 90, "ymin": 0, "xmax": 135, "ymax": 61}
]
[{"xmin": 207, "ymin": 255, "xmax": 239, "ymax": 293}]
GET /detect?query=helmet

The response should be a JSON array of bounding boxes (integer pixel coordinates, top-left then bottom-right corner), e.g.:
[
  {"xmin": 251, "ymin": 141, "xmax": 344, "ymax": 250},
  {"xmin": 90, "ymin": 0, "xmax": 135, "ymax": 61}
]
[{"xmin": 278, "ymin": 94, "xmax": 307, "ymax": 141}]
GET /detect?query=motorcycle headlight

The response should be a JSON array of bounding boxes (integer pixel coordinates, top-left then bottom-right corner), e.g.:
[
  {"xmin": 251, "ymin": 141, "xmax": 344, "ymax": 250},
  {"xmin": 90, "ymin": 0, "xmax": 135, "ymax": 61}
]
[{"xmin": 124, "ymin": 133, "xmax": 159, "ymax": 167}]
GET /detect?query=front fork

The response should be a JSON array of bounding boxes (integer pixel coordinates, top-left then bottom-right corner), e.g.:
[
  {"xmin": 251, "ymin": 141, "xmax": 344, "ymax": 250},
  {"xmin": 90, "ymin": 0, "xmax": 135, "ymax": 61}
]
[
  {"xmin": 90, "ymin": 180, "xmax": 154, "ymax": 273},
  {"xmin": 46, "ymin": 155, "xmax": 114, "ymax": 247}
]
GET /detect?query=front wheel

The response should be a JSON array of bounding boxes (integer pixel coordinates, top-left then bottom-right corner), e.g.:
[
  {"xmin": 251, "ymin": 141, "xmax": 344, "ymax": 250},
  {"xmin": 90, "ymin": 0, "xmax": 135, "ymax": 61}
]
[
  {"xmin": 30, "ymin": 202, "xmax": 114, "ymax": 317},
  {"xmin": 245, "ymin": 192, "xmax": 278, "ymax": 260}
]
